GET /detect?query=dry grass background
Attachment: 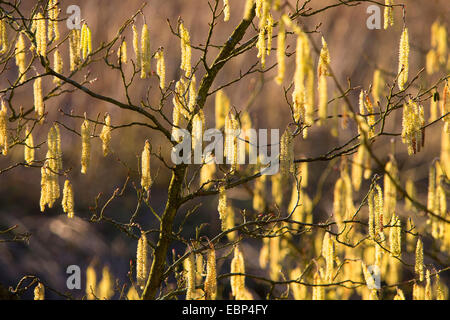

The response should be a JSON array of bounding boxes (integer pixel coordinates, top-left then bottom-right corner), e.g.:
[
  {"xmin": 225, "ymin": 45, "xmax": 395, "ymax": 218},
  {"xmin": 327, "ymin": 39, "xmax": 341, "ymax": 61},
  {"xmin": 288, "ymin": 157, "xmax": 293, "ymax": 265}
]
[{"xmin": 0, "ymin": 0, "xmax": 449, "ymax": 299}]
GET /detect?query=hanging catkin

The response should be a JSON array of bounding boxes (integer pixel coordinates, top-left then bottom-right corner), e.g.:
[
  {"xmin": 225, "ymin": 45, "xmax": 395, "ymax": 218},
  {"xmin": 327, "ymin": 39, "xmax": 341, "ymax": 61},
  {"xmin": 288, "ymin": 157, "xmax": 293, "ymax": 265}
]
[
  {"xmin": 132, "ymin": 24, "xmax": 141, "ymax": 69},
  {"xmin": 179, "ymin": 22, "xmax": 191, "ymax": 77},
  {"xmin": 35, "ymin": 12, "xmax": 47, "ymax": 57},
  {"xmin": 155, "ymin": 47, "xmax": 165, "ymax": 89},
  {"xmin": 0, "ymin": 100, "xmax": 8, "ymax": 156},
  {"xmin": 0, "ymin": 17, "xmax": 8, "ymax": 54},
  {"xmin": 401, "ymin": 99, "xmax": 425, "ymax": 155},
  {"xmin": 140, "ymin": 24, "xmax": 151, "ymax": 78},
  {"xmin": 24, "ymin": 126, "xmax": 34, "ymax": 165},
  {"xmin": 62, "ymin": 179, "xmax": 74, "ymax": 218},
  {"xmin": 322, "ymin": 232, "xmax": 334, "ymax": 282},
  {"xmin": 415, "ymin": 238, "xmax": 424, "ymax": 281},
  {"xmin": 383, "ymin": 0, "xmax": 394, "ymax": 30},
  {"xmin": 117, "ymin": 41, "xmax": 127, "ymax": 64},
  {"xmin": 15, "ymin": 33, "xmax": 26, "ymax": 83},
  {"xmin": 218, "ymin": 186, "xmax": 228, "ymax": 231},
  {"xmin": 80, "ymin": 23, "xmax": 92, "ymax": 60},
  {"xmin": 136, "ymin": 233, "xmax": 149, "ymax": 289},
  {"xmin": 53, "ymin": 48, "xmax": 63, "ymax": 84},
  {"xmin": 184, "ymin": 250, "xmax": 197, "ymax": 300},
  {"xmin": 47, "ymin": 0, "xmax": 59, "ymax": 41},
  {"xmin": 215, "ymin": 90, "xmax": 230, "ymax": 129},
  {"xmin": 317, "ymin": 37, "xmax": 330, "ymax": 125},
  {"xmin": 280, "ymin": 127, "xmax": 294, "ymax": 177},
  {"xmin": 80, "ymin": 119, "xmax": 91, "ymax": 174},
  {"xmin": 275, "ymin": 17, "xmax": 285, "ymax": 85},
  {"xmin": 33, "ymin": 76, "xmax": 44, "ymax": 122},
  {"xmin": 141, "ymin": 140, "xmax": 152, "ymax": 192},
  {"xmin": 224, "ymin": 113, "xmax": 239, "ymax": 171},
  {"xmin": 69, "ymin": 29, "xmax": 80, "ymax": 71},
  {"xmin": 204, "ymin": 245, "xmax": 217, "ymax": 300},
  {"xmin": 230, "ymin": 246, "xmax": 246, "ymax": 300},
  {"xmin": 99, "ymin": 113, "xmax": 112, "ymax": 156},
  {"xmin": 389, "ymin": 213, "xmax": 401, "ymax": 257},
  {"xmin": 223, "ymin": 0, "xmax": 230, "ymax": 21},
  {"xmin": 398, "ymin": 28, "xmax": 409, "ymax": 91}
]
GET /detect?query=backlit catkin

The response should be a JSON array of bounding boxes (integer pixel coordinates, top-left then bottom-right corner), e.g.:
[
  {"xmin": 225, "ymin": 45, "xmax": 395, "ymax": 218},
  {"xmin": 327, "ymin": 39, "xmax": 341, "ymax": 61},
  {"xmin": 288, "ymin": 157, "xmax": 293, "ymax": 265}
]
[
  {"xmin": 225, "ymin": 113, "xmax": 239, "ymax": 170},
  {"xmin": 24, "ymin": 127, "xmax": 34, "ymax": 165},
  {"xmin": 53, "ymin": 49, "xmax": 63, "ymax": 84},
  {"xmin": 218, "ymin": 186, "xmax": 228, "ymax": 231},
  {"xmin": 80, "ymin": 119, "xmax": 91, "ymax": 174},
  {"xmin": 389, "ymin": 213, "xmax": 401, "ymax": 257},
  {"xmin": 223, "ymin": 0, "xmax": 230, "ymax": 21},
  {"xmin": 155, "ymin": 48, "xmax": 165, "ymax": 89},
  {"xmin": 132, "ymin": 25, "xmax": 141, "ymax": 69},
  {"xmin": 34, "ymin": 282, "xmax": 45, "ymax": 300},
  {"xmin": 398, "ymin": 28, "xmax": 409, "ymax": 91},
  {"xmin": 425, "ymin": 269, "xmax": 432, "ymax": 300},
  {"xmin": 80, "ymin": 23, "xmax": 92, "ymax": 60},
  {"xmin": 141, "ymin": 140, "xmax": 152, "ymax": 192},
  {"xmin": 322, "ymin": 232, "xmax": 335, "ymax": 282},
  {"xmin": 415, "ymin": 238, "xmax": 424, "ymax": 282},
  {"xmin": 15, "ymin": 33, "xmax": 26, "ymax": 83},
  {"xmin": 33, "ymin": 77, "xmax": 44, "ymax": 122},
  {"xmin": 0, "ymin": 101, "xmax": 8, "ymax": 156},
  {"xmin": 204, "ymin": 245, "xmax": 217, "ymax": 300},
  {"xmin": 140, "ymin": 24, "xmax": 151, "ymax": 78},
  {"xmin": 117, "ymin": 41, "xmax": 127, "ymax": 64},
  {"xmin": 62, "ymin": 180, "xmax": 74, "ymax": 218},
  {"xmin": 372, "ymin": 69, "xmax": 382, "ymax": 103},
  {"xmin": 137, "ymin": 233, "xmax": 149, "ymax": 289},
  {"xmin": 0, "ymin": 18, "xmax": 7, "ymax": 54},
  {"xmin": 401, "ymin": 99, "xmax": 425, "ymax": 155},
  {"xmin": 215, "ymin": 90, "xmax": 230, "ymax": 129},
  {"xmin": 394, "ymin": 288, "xmax": 406, "ymax": 300},
  {"xmin": 275, "ymin": 18, "xmax": 285, "ymax": 85},
  {"xmin": 230, "ymin": 246, "xmax": 245, "ymax": 300},
  {"xmin": 86, "ymin": 265, "xmax": 97, "ymax": 299},
  {"xmin": 280, "ymin": 127, "xmax": 294, "ymax": 177},
  {"xmin": 383, "ymin": 0, "xmax": 394, "ymax": 30},
  {"xmin": 180, "ymin": 22, "xmax": 192, "ymax": 77},
  {"xmin": 35, "ymin": 13, "xmax": 46, "ymax": 57},
  {"xmin": 383, "ymin": 157, "xmax": 398, "ymax": 224},
  {"xmin": 47, "ymin": 0, "xmax": 59, "ymax": 41},
  {"xmin": 99, "ymin": 113, "xmax": 112, "ymax": 156},
  {"xmin": 312, "ymin": 271, "xmax": 325, "ymax": 300},
  {"xmin": 69, "ymin": 29, "xmax": 80, "ymax": 71},
  {"xmin": 318, "ymin": 37, "xmax": 330, "ymax": 125},
  {"xmin": 184, "ymin": 251, "xmax": 197, "ymax": 300}
]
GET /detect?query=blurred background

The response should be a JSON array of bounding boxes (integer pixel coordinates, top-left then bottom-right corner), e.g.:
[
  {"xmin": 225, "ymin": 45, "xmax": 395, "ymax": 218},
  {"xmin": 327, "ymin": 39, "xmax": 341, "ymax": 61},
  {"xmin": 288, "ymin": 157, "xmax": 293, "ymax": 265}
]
[{"xmin": 0, "ymin": 0, "xmax": 449, "ymax": 299}]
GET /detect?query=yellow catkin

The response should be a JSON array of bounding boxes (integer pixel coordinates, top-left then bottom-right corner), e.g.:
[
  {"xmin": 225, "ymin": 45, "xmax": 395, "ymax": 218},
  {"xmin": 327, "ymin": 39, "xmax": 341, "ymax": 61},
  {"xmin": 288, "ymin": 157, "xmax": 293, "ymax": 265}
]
[
  {"xmin": 224, "ymin": 113, "xmax": 239, "ymax": 171},
  {"xmin": 24, "ymin": 127, "xmax": 34, "ymax": 165},
  {"xmin": 253, "ymin": 175, "xmax": 266, "ymax": 212},
  {"xmin": 271, "ymin": 173, "xmax": 283, "ymax": 207},
  {"xmin": 117, "ymin": 41, "xmax": 127, "ymax": 64},
  {"xmin": 312, "ymin": 271, "xmax": 325, "ymax": 300},
  {"xmin": 322, "ymin": 232, "xmax": 334, "ymax": 282},
  {"xmin": 383, "ymin": 0, "xmax": 394, "ymax": 30},
  {"xmin": 0, "ymin": 101, "xmax": 8, "ymax": 156},
  {"xmin": 275, "ymin": 17, "xmax": 285, "ymax": 85},
  {"xmin": 441, "ymin": 123, "xmax": 450, "ymax": 180},
  {"xmin": 80, "ymin": 23, "xmax": 92, "ymax": 60},
  {"xmin": 80, "ymin": 119, "xmax": 91, "ymax": 174},
  {"xmin": 256, "ymin": 27, "xmax": 266, "ymax": 69},
  {"xmin": 39, "ymin": 162, "xmax": 49, "ymax": 211},
  {"xmin": 393, "ymin": 287, "xmax": 406, "ymax": 300},
  {"xmin": 266, "ymin": 14, "xmax": 273, "ymax": 57},
  {"xmin": 137, "ymin": 233, "xmax": 149, "ymax": 289},
  {"xmin": 185, "ymin": 251, "xmax": 197, "ymax": 300},
  {"xmin": 318, "ymin": 37, "xmax": 330, "ymax": 125},
  {"xmin": 47, "ymin": 0, "xmax": 59, "ymax": 41},
  {"xmin": 141, "ymin": 140, "xmax": 152, "ymax": 192},
  {"xmin": 155, "ymin": 48, "xmax": 165, "ymax": 89},
  {"xmin": 218, "ymin": 186, "xmax": 228, "ymax": 231},
  {"xmin": 351, "ymin": 145, "xmax": 365, "ymax": 191},
  {"xmin": 405, "ymin": 178, "xmax": 416, "ymax": 211},
  {"xmin": 204, "ymin": 245, "xmax": 217, "ymax": 300},
  {"xmin": 140, "ymin": 24, "xmax": 151, "ymax": 78},
  {"xmin": 412, "ymin": 282, "xmax": 423, "ymax": 300},
  {"xmin": 372, "ymin": 69, "xmax": 382, "ymax": 103},
  {"xmin": 401, "ymin": 99, "xmax": 425, "ymax": 155},
  {"xmin": 69, "ymin": 29, "xmax": 80, "ymax": 71},
  {"xmin": 280, "ymin": 127, "xmax": 294, "ymax": 177},
  {"xmin": 427, "ymin": 163, "xmax": 437, "ymax": 214},
  {"xmin": 424, "ymin": 269, "xmax": 432, "ymax": 300},
  {"xmin": 215, "ymin": 90, "xmax": 230, "ymax": 129},
  {"xmin": 435, "ymin": 274, "xmax": 445, "ymax": 300},
  {"xmin": 34, "ymin": 282, "xmax": 45, "ymax": 300},
  {"xmin": 398, "ymin": 28, "xmax": 409, "ymax": 91},
  {"xmin": 230, "ymin": 246, "xmax": 246, "ymax": 300},
  {"xmin": 243, "ymin": 0, "xmax": 254, "ymax": 20},
  {"xmin": 436, "ymin": 23, "xmax": 448, "ymax": 65},
  {"xmin": 223, "ymin": 0, "xmax": 230, "ymax": 21},
  {"xmin": 86, "ymin": 264, "xmax": 97, "ymax": 299},
  {"xmin": 0, "ymin": 18, "xmax": 8, "ymax": 54},
  {"xmin": 389, "ymin": 213, "xmax": 401, "ymax": 257},
  {"xmin": 15, "ymin": 33, "xmax": 27, "ymax": 82},
  {"xmin": 383, "ymin": 157, "xmax": 398, "ymax": 224},
  {"xmin": 35, "ymin": 13, "xmax": 47, "ymax": 57},
  {"xmin": 426, "ymin": 49, "xmax": 438, "ymax": 75},
  {"xmin": 292, "ymin": 33, "xmax": 306, "ymax": 128},
  {"xmin": 62, "ymin": 180, "xmax": 75, "ymax": 218},
  {"xmin": 173, "ymin": 78, "xmax": 189, "ymax": 119},
  {"xmin": 53, "ymin": 49, "xmax": 63, "ymax": 85},
  {"xmin": 200, "ymin": 154, "xmax": 216, "ymax": 187},
  {"xmin": 132, "ymin": 25, "xmax": 141, "ymax": 69},
  {"xmin": 33, "ymin": 77, "xmax": 44, "ymax": 122},
  {"xmin": 442, "ymin": 83, "xmax": 450, "ymax": 127},
  {"xmin": 430, "ymin": 89, "xmax": 438, "ymax": 121},
  {"xmin": 98, "ymin": 266, "xmax": 113, "ymax": 300},
  {"xmin": 290, "ymin": 267, "xmax": 307, "ymax": 300},
  {"xmin": 180, "ymin": 22, "xmax": 191, "ymax": 77},
  {"xmin": 99, "ymin": 113, "xmax": 112, "ymax": 156},
  {"xmin": 415, "ymin": 238, "xmax": 424, "ymax": 282},
  {"xmin": 188, "ymin": 75, "xmax": 197, "ymax": 112}
]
